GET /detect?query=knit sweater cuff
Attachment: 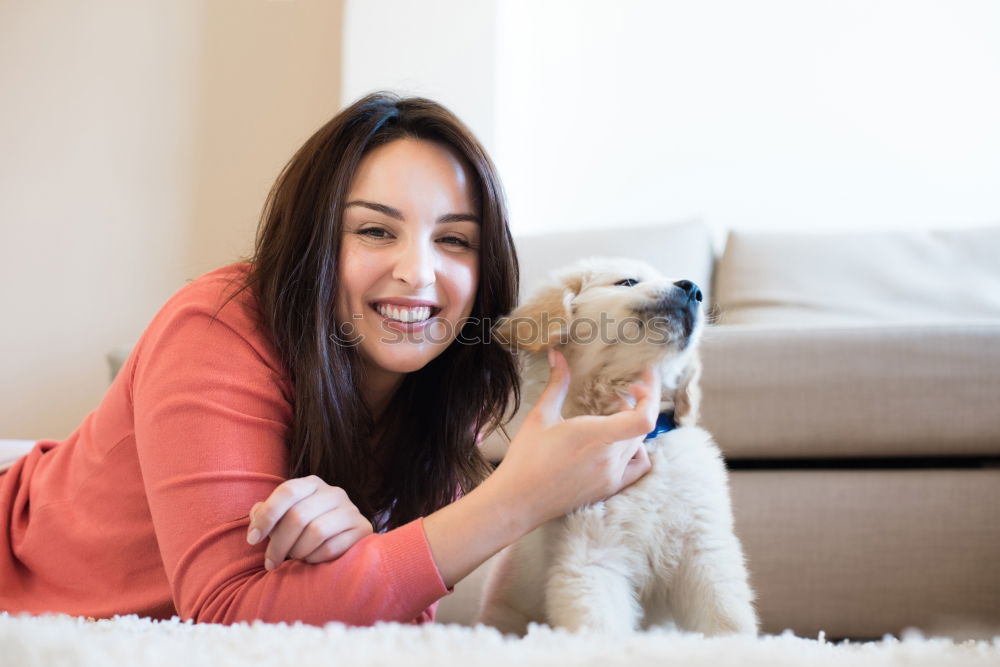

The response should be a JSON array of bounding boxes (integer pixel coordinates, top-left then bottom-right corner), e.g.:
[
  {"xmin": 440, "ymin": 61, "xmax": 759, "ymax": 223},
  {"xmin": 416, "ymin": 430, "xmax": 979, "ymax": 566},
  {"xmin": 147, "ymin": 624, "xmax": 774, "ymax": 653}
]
[{"xmin": 382, "ymin": 517, "xmax": 454, "ymax": 617}]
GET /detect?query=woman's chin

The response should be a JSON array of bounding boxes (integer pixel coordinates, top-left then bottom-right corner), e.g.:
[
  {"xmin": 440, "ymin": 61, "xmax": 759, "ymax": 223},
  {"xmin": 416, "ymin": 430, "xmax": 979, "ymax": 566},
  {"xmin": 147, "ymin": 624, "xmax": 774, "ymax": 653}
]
[
  {"xmin": 353, "ymin": 318, "xmax": 456, "ymax": 375},
  {"xmin": 365, "ymin": 345, "xmax": 444, "ymax": 375}
]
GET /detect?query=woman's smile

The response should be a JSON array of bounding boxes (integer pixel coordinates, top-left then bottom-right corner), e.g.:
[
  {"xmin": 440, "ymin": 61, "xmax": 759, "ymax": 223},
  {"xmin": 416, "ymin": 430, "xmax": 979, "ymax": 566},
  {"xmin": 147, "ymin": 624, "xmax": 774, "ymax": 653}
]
[{"xmin": 369, "ymin": 298, "xmax": 441, "ymax": 329}]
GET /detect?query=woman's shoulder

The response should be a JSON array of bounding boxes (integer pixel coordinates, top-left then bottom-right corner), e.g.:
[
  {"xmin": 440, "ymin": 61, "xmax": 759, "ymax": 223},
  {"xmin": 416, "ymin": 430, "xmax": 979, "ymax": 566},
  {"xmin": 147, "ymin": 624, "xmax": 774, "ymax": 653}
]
[
  {"xmin": 156, "ymin": 262, "xmax": 257, "ymax": 328},
  {"xmin": 172, "ymin": 261, "xmax": 253, "ymax": 302},
  {"xmin": 134, "ymin": 261, "xmax": 282, "ymax": 373}
]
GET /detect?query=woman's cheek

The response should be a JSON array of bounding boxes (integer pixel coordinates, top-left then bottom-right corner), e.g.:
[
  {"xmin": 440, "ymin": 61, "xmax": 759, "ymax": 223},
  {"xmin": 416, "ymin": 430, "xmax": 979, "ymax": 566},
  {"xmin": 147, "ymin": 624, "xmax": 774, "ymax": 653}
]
[
  {"xmin": 427, "ymin": 318, "xmax": 451, "ymax": 345},
  {"xmin": 453, "ymin": 257, "xmax": 479, "ymax": 316}
]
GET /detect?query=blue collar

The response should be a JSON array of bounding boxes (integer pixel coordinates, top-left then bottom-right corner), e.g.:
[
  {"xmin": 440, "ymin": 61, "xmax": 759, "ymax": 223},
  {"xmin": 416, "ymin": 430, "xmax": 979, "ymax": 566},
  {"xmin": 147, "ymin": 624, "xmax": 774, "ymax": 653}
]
[{"xmin": 644, "ymin": 411, "xmax": 676, "ymax": 441}]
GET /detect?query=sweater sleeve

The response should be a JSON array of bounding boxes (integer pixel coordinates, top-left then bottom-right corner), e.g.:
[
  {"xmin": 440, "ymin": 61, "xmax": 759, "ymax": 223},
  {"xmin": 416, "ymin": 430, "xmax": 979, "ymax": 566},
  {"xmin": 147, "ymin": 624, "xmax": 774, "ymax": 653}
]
[{"xmin": 130, "ymin": 275, "xmax": 452, "ymax": 626}]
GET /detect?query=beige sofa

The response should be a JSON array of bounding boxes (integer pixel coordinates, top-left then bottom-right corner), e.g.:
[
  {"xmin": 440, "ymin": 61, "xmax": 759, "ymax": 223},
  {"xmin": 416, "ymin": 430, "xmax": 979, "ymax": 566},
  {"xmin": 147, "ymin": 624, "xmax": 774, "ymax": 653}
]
[{"xmin": 436, "ymin": 222, "xmax": 1000, "ymax": 640}]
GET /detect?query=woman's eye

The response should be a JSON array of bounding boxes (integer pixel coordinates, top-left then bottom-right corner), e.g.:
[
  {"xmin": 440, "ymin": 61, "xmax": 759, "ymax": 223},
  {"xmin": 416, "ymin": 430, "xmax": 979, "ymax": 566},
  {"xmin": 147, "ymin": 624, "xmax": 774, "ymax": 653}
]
[
  {"xmin": 615, "ymin": 278, "xmax": 639, "ymax": 287},
  {"xmin": 439, "ymin": 235, "xmax": 473, "ymax": 248},
  {"xmin": 357, "ymin": 227, "xmax": 391, "ymax": 240}
]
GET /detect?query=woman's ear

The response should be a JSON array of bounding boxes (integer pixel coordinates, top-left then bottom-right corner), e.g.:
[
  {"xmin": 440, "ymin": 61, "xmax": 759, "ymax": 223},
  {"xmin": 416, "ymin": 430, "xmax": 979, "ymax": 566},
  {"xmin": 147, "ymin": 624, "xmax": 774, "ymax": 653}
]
[
  {"xmin": 671, "ymin": 354, "xmax": 702, "ymax": 427},
  {"xmin": 493, "ymin": 275, "xmax": 583, "ymax": 353}
]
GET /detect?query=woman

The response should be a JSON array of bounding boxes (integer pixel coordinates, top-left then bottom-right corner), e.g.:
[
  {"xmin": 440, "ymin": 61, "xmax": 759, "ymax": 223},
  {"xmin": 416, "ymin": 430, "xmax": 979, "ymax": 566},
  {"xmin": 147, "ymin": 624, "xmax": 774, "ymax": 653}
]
[{"xmin": 0, "ymin": 93, "xmax": 657, "ymax": 626}]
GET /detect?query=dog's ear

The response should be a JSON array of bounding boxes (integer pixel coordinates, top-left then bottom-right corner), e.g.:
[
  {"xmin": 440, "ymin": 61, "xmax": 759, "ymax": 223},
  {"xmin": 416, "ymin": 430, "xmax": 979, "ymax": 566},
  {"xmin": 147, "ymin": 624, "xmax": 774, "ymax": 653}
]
[
  {"xmin": 671, "ymin": 354, "xmax": 702, "ymax": 426},
  {"xmin": 493, "ymin": 275, "xmax": 584, "ymax": 353}
]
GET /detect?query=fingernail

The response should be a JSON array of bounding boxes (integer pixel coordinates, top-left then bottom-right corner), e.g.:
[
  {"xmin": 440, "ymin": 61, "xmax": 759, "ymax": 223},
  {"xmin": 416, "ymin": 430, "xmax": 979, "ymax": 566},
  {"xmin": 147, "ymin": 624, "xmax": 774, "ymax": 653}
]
[
  {"xmin": 548, "ymin": 348, "xmax": 556, "ymax": 367},
  {"xmin": 264, "ymin": 558, "xmax": 275, "ymax": 571},
  {"xmin": 247, "ymin": 528, "xmax": 261, "ymax": 545}
]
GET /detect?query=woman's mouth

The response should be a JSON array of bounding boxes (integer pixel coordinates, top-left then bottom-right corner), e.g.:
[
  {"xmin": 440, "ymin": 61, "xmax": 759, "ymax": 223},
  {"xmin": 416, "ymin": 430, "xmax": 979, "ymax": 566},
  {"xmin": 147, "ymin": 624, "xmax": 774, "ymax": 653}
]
[{"xmin": 369, "ymin": 301, "xmax": 442, "ymax": 332}]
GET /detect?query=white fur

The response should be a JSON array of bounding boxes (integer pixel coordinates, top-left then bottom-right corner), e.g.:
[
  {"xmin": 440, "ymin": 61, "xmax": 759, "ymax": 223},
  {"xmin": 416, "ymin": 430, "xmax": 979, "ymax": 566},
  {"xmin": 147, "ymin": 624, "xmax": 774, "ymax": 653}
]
[{"xmin": 476, "ymin": 257, "xmax": 759, "ymax": 637}]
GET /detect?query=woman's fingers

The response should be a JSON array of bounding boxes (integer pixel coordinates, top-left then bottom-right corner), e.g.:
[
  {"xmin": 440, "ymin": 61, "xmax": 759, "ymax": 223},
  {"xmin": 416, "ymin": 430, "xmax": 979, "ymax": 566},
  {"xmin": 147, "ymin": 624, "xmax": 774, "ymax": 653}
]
[
  {"xmin": 262, "ymin": 488, "xmax": 351, "ymax": 569},
  {"xmin": 500, "ymin": 360, "xmax": 662, "ymax": 521},
  {"xmin": 618, "ymin": 439, "xmax": 651, "ymax": 491},
  {"xmin": 303, "ymin": 521, "xmax": 374, "ymax": 563},
  {"xmin": 578, "ymin": 391, "xmax": 658, "ymax": 444},
  {"xmin": 247, "ymin": 475, "xmax": 323, "ymax": 546},
  {"xmin": 279, "ymin": 508, "xmax": 353, "ymax": 564},
  {"xmin": 245, "ymin": 476, "xmax": 376, "ymax": 571},
  {"xmin": 638, "ymin": 366, "xmax": 662, "ymax": 422},
  {"xmin": 533, "ymin": 348, "xmax": 571, "ymax": 425},
  {"xmin": 620, "ymin": 366, "xmax": 662, "ymax": 431}
]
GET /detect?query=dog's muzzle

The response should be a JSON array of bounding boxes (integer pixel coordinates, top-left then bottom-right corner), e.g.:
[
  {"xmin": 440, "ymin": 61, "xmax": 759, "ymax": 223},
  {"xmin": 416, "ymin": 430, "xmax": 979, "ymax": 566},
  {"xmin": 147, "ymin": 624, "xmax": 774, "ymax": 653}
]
[{"xmin": 634, "ymin": 280, "xmax": 702, "ymax": 343}]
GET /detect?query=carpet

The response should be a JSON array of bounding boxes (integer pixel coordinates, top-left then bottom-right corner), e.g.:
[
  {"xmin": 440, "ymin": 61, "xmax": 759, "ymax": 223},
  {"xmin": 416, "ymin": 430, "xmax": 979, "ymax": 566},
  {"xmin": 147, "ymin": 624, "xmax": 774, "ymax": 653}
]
[{"xmin": 2, "ymin": 613, "xmax": 999, "ymax": 667}]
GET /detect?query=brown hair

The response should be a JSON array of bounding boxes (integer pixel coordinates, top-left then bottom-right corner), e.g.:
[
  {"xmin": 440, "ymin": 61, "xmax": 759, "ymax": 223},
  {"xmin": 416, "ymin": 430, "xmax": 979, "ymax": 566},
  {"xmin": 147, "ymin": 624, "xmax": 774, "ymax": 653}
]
[{"xmin": 231, "ymin": 92, "xmax": 519, "ymax": 531}]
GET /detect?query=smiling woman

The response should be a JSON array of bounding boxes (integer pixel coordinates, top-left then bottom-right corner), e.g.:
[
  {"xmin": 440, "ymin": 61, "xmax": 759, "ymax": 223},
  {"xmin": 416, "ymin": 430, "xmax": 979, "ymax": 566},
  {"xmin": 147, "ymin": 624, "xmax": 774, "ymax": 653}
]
[{"xmin": 0, "ymin": 92, "xmax": 661, "ymax": 628}]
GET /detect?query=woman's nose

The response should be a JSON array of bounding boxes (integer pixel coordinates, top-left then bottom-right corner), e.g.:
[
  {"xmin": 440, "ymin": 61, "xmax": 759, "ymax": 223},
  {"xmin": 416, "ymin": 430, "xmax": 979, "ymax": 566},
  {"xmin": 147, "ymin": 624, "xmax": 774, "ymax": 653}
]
[{"xmin": 392, "ymin": 238, "xmax": 436, "ymax": 289}]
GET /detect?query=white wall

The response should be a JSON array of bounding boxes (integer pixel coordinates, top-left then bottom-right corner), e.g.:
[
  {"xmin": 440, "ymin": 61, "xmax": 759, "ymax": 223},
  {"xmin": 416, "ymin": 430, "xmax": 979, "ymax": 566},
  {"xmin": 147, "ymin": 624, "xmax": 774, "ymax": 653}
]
[
  {"xmin": 341, "ymin": 0, "xmax": 498, "ymax": 151},
  {"xmin": 0, "ymin": 0, "xmax": 343, "ymax": 440},
  {"xmin": 496, "ymin": 0, "xmax": 1000, "ymax": 242},
  {"xmin": 342, "ymin": 0, "xmax": 1000, "ymax": 244}
]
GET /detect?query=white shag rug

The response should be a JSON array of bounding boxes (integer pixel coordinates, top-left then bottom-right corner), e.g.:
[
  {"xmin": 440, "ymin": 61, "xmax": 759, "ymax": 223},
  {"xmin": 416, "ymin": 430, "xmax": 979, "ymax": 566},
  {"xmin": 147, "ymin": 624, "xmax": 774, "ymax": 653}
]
[{"xmin": 2, "ymin": 614, "xmax": 999, "ymax": 667}]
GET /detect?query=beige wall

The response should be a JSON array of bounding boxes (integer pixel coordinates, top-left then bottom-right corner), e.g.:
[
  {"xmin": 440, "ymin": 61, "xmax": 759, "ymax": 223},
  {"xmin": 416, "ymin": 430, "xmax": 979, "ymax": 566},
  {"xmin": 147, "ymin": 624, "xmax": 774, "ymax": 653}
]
[{"xmin": 0, "ymin": 1, "xmax": 343, "ymax": 440}]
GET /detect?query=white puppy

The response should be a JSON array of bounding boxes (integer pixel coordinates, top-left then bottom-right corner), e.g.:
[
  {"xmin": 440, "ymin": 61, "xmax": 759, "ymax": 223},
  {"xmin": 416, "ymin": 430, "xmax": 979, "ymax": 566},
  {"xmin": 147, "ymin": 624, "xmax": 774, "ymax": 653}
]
[{"xmin": 476, "ymin": 257, "xmax": 758, "ymax": 637}]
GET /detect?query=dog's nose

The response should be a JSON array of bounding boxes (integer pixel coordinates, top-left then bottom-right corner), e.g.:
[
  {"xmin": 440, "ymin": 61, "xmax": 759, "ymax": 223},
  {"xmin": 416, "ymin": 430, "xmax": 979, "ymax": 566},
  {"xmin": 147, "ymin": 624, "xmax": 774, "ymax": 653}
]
[{"xmin": 673, "ymin": 280, "xmax": 703, "ymax": 303}]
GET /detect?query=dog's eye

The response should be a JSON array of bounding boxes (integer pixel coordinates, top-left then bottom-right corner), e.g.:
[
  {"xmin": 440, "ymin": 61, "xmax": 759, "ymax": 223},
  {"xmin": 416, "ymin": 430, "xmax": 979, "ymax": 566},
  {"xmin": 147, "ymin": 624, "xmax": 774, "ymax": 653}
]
[{"xmin": 615, "ymin": 278, "xmax": 639, "ymax": 287}]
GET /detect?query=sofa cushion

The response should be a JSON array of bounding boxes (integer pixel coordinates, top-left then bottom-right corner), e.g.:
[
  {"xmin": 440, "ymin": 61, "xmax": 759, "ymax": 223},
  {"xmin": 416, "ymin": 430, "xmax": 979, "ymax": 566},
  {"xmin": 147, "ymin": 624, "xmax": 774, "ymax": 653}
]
[
  {"xmin": 699, "ymin": 322, "xmax": 1000, "ymax": 458},
  {"xmin": 714, "ymin": 226, "xmax": 1000, "ymax": 325},
  {"xmin": 514, "ymin": 219, "xmax": 714, "ymax": 304}
]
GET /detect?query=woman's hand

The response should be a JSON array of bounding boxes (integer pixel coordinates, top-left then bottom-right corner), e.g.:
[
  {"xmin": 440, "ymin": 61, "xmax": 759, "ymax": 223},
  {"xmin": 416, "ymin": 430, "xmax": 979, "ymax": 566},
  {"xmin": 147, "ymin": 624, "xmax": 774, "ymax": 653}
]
[
  {"xmin": 245, "ymin": 476, "xmax": 374, "ymax": 571},
  {"xmin": 492, "ymin": 348, "xmax": 659, "ymax": 528}
]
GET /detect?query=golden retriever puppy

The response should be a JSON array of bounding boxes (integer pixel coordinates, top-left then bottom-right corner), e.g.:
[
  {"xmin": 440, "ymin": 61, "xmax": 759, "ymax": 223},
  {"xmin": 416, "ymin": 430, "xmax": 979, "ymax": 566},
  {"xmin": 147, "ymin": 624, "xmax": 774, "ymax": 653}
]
[{"xmin": 476, "ymin": 257, "xmax": 758, "ymax": 637}]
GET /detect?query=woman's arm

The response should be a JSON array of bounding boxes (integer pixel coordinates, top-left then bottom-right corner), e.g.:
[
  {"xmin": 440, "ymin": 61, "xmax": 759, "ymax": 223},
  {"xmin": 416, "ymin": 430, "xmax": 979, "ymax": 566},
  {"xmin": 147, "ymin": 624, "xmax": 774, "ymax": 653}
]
[
  {"xmin": 421, "ymin": 469, "xmax": 534, "ymax": 590},
  {"xmin": 131, "ymin": 276, "xmax": 449, "ymax": 627},
  {"xmin": 423, "ymin": 350, "xmax": 657, "ymax": 589}
]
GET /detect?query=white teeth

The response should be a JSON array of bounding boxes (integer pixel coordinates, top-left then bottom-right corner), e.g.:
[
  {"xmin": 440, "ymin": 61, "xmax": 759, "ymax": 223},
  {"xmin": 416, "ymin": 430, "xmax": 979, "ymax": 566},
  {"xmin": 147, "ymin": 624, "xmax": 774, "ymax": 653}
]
[{"xmin": 375, "ymin": 304, "xmax": 432, "ymax": 323}]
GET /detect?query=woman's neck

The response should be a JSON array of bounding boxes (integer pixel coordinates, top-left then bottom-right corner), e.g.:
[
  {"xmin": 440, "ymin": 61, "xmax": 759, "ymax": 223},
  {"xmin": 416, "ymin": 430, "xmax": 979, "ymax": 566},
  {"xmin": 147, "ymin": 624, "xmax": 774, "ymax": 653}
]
[{"xmin": 361, "ymin": 362, "xmax": 404, "ymax": 421}]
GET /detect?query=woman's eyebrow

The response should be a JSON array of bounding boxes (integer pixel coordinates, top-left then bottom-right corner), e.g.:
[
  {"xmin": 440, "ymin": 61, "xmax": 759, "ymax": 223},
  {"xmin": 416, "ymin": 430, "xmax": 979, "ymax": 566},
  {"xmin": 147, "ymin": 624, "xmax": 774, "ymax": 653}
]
[
  {"xmin": 345, "ymin": 200, "xmax": 480, "ymax": 224},
  {"xmin": 437, "ymin": 212, "xmax": 481, "ymax": 224}
]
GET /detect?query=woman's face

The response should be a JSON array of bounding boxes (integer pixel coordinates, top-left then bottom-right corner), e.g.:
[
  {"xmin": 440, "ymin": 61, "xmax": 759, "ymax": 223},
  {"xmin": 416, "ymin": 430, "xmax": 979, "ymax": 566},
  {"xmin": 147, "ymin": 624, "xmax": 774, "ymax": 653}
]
[{"xmin": 335, "ymin": 137, "xmax": 480, "ymax": 381}]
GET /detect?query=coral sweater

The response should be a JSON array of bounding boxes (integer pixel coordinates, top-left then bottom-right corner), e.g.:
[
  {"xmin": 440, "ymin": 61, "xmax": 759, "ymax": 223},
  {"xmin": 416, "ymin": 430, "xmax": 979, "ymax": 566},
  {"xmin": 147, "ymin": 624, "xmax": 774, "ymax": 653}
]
[{"xmin": 0, "ymin": 263, "xmax": 453, "ymax": 625}]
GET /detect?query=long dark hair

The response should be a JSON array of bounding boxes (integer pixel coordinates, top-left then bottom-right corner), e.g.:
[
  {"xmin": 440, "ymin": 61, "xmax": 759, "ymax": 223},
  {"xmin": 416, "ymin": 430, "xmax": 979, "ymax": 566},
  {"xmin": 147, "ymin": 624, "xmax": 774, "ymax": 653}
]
[{"xmin": 230, "ymin": 92, "xmax": 519, "ymax": 531}]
